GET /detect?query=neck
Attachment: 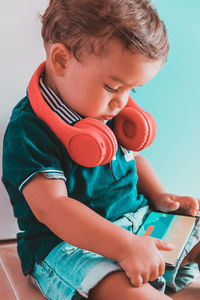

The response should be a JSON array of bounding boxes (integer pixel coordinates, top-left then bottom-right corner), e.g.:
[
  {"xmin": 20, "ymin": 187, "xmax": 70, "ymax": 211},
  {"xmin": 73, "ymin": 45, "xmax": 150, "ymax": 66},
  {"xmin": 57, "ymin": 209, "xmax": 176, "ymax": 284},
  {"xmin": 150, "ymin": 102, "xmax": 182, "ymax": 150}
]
[{"xmin": 44, "ymin": 61, "xmax": 60, "ymax": 98}]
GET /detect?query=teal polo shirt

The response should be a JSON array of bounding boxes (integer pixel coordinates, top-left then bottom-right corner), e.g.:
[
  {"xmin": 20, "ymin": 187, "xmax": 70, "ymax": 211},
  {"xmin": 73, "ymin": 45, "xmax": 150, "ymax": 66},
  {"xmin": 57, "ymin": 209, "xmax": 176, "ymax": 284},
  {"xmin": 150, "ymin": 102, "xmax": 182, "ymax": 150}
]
[{"xmin": 2, "ymin": 90, "xmax": 146, "ymax": 275}]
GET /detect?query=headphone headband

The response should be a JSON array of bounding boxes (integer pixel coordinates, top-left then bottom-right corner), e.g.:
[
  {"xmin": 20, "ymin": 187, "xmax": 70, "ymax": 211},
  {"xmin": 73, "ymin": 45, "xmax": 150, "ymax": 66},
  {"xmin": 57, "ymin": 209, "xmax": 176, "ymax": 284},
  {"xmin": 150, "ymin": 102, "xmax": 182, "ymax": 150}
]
[{"xmin": 28, "ymin": 62, "xmax": 156, "ymax": 167}]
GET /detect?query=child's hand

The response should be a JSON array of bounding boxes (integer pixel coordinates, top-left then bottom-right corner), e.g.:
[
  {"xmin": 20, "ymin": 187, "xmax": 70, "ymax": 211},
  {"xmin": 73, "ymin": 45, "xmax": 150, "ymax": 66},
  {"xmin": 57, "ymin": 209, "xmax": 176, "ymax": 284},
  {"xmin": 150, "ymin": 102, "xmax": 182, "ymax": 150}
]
[
  {"xmin": 117, "ymin": 235, "xmax": 174, "ymax": 287},
  {"xmin": 153, "ymin": 193, "xmax": 200, "ymax": 216}
]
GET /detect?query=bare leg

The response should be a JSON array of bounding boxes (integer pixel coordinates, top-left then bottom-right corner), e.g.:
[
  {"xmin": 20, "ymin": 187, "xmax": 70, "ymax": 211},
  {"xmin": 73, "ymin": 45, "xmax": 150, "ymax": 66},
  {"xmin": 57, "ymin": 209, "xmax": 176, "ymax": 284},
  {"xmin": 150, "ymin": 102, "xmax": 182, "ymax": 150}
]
[{"xmin": 89, "ymin": 271, "xmax": 172, "ymax": 300}]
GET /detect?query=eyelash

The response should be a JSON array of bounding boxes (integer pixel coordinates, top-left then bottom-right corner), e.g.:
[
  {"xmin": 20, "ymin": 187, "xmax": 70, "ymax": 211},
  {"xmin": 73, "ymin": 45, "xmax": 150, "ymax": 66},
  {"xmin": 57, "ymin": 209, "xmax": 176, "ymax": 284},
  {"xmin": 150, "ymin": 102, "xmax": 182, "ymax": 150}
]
[
  {"xmin": 104, "ymin": 84, "xmax": 118, "ymax": 93},
  {"xmin": 104, "ymin": 84, "xmax": 136, "ymax": 94}
]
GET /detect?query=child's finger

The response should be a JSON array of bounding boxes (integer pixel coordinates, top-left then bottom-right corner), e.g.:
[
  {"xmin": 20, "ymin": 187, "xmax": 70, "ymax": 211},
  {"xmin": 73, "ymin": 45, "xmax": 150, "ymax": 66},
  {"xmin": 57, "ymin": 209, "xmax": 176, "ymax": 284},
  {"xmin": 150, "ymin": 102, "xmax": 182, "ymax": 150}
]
[
  {"xmin": 190, "ymin": 208, "xmax": 198, "ymax": 216},
  {"xmin": 153, "ymin": 237, "xmax": 175, "ymax": 251},
  {"xmin": 131, "ymin": 274, "xmax": 143, "ymax": 287},
  {"xmin": 163, "ymin": 199, "xmax": 180, "ymax": 211},
  {"xmin": 185, "ymin": 197, "xmax": 198, "ymax": 209},
  {"xmin": 189, "ymin": 198, "xmax": 200, "ymax": 216},
  {"xmin": 192, "ymin": 198, "xmax": 199, "ymax": 211}
]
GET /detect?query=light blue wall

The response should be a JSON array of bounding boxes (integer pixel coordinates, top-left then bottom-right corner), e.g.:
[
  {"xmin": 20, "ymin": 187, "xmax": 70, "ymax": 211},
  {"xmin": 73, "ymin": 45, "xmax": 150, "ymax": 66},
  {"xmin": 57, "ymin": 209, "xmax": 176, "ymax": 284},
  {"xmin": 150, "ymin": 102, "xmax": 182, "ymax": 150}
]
[{"xmin": 131, "ymin": 1, "xmax": 200, "ymax": 197}]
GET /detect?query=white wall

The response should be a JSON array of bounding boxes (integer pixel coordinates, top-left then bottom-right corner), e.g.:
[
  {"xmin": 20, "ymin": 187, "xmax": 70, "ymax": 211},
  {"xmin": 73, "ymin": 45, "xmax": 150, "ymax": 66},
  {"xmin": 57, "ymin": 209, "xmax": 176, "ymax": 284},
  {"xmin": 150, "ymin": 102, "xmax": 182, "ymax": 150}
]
[
  {"xmin": 0, "ymin": 1, "xmax": 47, "ymax": 239},
  {"xmin": 0, "ymin": 1, "xmax": 48, "ymax": 115}
]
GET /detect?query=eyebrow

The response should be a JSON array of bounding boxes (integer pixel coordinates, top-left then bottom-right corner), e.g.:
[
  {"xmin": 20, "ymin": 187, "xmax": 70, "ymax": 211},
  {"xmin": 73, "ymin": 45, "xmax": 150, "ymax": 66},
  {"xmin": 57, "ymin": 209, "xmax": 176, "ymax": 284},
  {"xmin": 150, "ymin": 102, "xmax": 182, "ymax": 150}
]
[
  {"xmin": 108, "ymin": 75, "xmax": 129, "ymax": 86},
  {"xmin": 107, "ymin": 76, "xmax": 144, "ymax": 88}
]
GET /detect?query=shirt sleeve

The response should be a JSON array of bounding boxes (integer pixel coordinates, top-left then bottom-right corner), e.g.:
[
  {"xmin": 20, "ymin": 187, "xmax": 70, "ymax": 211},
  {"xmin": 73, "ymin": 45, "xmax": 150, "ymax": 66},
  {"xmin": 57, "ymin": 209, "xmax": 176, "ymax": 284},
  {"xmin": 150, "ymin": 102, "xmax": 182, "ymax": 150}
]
[{"xmin": 2, "ymin": 110, "xmax": 67, "ymax": 193}]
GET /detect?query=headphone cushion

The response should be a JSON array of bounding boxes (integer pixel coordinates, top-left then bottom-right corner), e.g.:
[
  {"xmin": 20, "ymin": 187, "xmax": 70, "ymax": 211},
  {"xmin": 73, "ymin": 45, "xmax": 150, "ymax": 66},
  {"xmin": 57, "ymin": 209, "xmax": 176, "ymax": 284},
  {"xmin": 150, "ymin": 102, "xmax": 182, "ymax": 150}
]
[
  {"xmin": 114, "ymin": 107, "xmax": 153, "ymax": 151},
  {"xmin": 68, "ymin": 118, "xmax": 118, "ymax": 167}
]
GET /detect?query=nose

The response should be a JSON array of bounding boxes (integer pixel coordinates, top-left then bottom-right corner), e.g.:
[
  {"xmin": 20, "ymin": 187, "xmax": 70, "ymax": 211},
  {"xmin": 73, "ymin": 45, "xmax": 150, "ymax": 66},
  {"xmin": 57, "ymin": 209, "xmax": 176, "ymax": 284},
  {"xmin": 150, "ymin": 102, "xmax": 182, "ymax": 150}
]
[{"xmin": 109, "ymin": 93, "xmax": 129, "ymax": 111}]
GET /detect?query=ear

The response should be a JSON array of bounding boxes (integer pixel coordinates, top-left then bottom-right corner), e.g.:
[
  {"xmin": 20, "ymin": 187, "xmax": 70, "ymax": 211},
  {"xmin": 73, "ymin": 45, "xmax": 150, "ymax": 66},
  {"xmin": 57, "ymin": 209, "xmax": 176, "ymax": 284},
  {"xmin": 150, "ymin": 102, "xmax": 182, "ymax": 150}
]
[{"xmin": 50, "ymin": 43, "xmax": 72, "ymax": 76}]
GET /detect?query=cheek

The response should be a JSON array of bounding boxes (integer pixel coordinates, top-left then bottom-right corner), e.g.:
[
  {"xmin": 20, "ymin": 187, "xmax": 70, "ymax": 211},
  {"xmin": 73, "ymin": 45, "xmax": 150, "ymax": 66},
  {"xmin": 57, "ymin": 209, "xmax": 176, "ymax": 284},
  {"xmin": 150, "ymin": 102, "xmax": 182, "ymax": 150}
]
[
  {"xmin": 81, "ymin": 94, "xmax": 109, "ymax": 117},
  {"xmin": 82, "ymin": 86, "xmax": 107, "ymax": 109}
]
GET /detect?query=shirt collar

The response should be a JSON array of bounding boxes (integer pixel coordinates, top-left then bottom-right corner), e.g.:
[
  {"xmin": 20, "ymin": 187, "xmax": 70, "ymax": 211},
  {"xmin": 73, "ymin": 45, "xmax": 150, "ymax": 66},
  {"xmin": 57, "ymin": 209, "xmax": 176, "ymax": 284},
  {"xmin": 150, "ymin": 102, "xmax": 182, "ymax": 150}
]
[{"xmin": 39, "ymin": 75, "xmax": 82, "ymax": 125}]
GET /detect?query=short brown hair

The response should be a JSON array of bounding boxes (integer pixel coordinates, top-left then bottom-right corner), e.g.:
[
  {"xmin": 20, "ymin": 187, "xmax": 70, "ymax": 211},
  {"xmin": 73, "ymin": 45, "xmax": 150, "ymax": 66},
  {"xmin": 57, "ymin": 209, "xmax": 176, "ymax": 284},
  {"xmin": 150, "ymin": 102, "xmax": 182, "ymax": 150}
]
[{"xmin": 41, "ymin": 0, "xmax": 169, "ymax": 62}]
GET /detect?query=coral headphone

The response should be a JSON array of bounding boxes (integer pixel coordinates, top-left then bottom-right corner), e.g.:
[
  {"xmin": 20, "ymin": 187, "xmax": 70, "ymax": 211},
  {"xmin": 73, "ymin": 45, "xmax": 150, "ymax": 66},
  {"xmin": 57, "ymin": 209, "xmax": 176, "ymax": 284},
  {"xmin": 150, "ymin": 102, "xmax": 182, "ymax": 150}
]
[{"xmin": 28, "ymin": 62, "xmax": 156, "ymax": 167}]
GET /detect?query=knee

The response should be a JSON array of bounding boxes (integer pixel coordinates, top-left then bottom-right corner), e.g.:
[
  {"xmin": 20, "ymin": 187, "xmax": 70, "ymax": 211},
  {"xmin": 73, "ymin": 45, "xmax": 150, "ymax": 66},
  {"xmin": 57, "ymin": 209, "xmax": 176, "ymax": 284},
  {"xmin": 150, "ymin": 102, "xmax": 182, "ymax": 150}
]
[{"xmin": 88, "ymin": 271, "xmax": 172, "ymax": 300}]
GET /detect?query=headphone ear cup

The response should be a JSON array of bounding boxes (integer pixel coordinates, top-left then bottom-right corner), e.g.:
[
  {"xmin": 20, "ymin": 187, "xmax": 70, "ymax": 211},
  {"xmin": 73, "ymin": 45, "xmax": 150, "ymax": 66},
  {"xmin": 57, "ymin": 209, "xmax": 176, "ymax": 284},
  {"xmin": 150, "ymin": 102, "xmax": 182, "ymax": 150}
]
[
  {"xmin": 67, "ymin": 118, "xmax": 118, "ymax": 167},
  {"xmin": 113, "ymin": 107, "xmax": 155, "ymax": 151},
  {"xmin": 28, "ymin": 62, "xmax": 118, "ymax": 167}
]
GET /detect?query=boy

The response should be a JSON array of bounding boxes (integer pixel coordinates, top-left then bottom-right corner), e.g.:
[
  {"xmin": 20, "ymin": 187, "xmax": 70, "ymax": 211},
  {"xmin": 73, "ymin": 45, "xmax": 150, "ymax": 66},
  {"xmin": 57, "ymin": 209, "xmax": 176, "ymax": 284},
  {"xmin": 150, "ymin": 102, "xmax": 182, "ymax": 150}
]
[{"xmin": 2, "ymin": 0, "xmax": 200, "ymax": 299}]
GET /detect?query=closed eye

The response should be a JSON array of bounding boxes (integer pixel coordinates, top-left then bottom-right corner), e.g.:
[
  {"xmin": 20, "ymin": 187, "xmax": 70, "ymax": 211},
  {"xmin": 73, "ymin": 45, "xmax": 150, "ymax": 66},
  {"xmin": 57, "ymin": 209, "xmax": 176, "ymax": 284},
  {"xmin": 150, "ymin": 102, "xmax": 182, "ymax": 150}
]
[
  {"xmin": 104, "ymin": 84, "xmax": 136, "ymax": 94},
  {"xmin": 104, "ymin": 84, "xmax": 118, "ymax": 93}
]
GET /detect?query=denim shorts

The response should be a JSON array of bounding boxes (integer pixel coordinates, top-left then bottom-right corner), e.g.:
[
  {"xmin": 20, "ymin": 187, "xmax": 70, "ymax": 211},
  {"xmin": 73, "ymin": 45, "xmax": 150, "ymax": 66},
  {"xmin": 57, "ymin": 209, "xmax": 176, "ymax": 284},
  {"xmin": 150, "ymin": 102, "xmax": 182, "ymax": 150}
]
[{"xmin": 31, "ymin": 205, "xmax": 200, "ymax": 299}]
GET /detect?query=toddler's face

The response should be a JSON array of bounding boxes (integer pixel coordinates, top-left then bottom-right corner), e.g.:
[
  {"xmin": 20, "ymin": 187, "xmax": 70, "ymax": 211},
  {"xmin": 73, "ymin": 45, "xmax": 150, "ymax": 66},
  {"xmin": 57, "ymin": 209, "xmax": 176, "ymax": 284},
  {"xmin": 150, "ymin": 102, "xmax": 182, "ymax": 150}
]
[{"xmin": 55, "ymin": 39, "xmax": 162, "ymax": 121}]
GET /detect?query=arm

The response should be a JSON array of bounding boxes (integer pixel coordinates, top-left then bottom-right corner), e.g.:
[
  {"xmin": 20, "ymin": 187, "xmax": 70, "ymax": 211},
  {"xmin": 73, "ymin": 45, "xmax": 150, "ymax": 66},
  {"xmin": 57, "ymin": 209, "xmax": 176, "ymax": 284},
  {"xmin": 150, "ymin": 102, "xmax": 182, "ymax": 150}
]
[
  {"xmin": 23, "ymin": 174, "xmax": 173, "ymax": 287},
  {"xmin": 134, "ymin": 152, "xmax": 200, "ymax": 215},
  {"xmin": 22, "ymin": 174, "xmax": 129, "ymax": 259}
]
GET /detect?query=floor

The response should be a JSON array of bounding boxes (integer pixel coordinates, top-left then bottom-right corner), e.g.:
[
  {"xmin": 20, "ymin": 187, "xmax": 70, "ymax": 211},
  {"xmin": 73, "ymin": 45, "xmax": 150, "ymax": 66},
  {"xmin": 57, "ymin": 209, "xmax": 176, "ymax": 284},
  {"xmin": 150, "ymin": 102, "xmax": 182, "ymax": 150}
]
[
  {"xmin": 0, "ymin": 240, "xmax": 200, "ymax": 300},
  {"xmin": 0, "ymin": 240, "xmax": 46, "ymax": 300}
]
